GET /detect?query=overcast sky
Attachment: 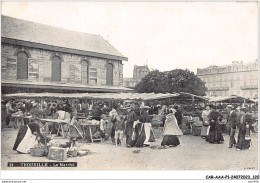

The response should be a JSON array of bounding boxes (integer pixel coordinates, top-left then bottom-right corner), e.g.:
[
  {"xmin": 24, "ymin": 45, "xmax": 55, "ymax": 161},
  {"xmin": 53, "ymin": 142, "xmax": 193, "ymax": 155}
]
[{"xmin": 2, "ymin": 2, "xmax": 258, "ymax": 77}]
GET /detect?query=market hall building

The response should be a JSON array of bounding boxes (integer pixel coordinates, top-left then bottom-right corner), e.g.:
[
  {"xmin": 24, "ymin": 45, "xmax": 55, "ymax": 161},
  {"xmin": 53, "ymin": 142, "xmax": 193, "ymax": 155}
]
[{"xmin": 1, "ymin": 15, "xmax": 131, "ymax": 94}]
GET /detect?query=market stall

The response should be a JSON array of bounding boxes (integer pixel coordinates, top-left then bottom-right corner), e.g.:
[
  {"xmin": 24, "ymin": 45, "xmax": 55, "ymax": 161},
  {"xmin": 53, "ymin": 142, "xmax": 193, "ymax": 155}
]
[{"xmin": 3, "ymin": 92, "xmax": 181, "ymax": 140}]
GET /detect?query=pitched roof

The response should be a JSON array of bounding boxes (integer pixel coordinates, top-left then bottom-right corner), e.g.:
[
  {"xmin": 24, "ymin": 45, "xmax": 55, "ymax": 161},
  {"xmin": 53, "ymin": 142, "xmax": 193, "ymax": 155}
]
[{"xmin": 1, "ymin": 15, "xmax": 127, "ymax": 60}]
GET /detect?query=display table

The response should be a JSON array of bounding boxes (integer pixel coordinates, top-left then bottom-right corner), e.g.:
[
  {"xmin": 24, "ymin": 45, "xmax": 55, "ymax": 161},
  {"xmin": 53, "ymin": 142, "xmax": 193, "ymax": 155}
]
[
  {"xmin": 79, "ymin": 123, "xmax": 101, "ymax": 143},
  {"xmin": 39, "ymin": 118, "xmax": 69, "ymax": 138},
  {"xmin": 11, "ymin": 114, "xmax": 33, "ymax": 129}
]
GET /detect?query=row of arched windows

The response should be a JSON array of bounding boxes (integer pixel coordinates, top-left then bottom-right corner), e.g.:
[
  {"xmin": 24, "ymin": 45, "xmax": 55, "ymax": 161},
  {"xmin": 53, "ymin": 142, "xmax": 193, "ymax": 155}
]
[{"xmin": 16, "ymin": 51, "xmax": 114, "ymax": 85}]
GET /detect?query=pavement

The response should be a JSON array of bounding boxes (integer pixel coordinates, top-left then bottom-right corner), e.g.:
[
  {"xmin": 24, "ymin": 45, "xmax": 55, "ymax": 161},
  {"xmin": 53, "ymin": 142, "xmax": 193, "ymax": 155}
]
[{"xmin": 1, "ymin": 128, "xmax": 258, "ymax": 170}]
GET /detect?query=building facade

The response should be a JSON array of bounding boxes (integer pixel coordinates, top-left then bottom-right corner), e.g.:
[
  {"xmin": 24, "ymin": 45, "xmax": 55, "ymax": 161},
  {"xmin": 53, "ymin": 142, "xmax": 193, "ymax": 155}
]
[
  {"xmin": 1, "ymin": 16, "xmax": 131, "ymax": 94},
  {"xmin": 197, "ymin": 60, "xmax": 258, "ymax": 98},
  {"xmin": 123, "ymin": 65, "xmax": 150, "ymax": 88}
]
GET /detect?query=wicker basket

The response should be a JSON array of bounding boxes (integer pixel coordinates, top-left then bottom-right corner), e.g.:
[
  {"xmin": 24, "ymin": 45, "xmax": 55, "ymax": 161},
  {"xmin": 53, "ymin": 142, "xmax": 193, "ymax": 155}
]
[{"xmin": 30, "ymin": 148, "xmax": 45, "ymax": 157}]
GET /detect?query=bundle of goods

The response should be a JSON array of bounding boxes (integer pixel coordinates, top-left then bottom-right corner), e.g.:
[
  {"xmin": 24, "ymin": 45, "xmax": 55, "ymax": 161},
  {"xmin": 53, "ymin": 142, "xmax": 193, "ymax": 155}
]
[
  {"xmin": 12, "ymin": 110, "xmax": 24, "ymax": 117},
  {"xmin": 67, "ymin": 147, "xmax": 92, "ymax": 157},
  {"xmin": 77, "ymin": 149, "xmax": 92, "ymax": 157},
  {"xmin": 192, "ymin": 125, "xmax": 202, "ymax": 136}
]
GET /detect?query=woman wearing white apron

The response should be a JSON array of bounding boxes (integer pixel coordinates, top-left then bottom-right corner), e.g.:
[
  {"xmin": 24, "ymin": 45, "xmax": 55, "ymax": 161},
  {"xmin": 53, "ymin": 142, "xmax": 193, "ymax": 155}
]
[
  {"xmin": 13, "ymin": 122, "xmax": 47, "ymax": 154},
  {"xmin": 201, "ymin": 105, "xmax": 211, "ymax": 138}
]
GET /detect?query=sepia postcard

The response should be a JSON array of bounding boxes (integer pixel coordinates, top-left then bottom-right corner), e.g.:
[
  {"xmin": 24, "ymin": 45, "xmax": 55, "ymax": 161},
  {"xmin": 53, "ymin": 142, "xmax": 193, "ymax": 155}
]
[{"xmin": 1, "ymin": 1, "xmax": 259, "ymax": 182}]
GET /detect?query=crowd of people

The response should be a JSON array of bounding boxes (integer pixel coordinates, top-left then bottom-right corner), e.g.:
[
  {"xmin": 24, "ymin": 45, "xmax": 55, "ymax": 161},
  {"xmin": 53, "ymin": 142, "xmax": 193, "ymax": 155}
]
[
  {"xmin": 1, "ymin": 98, "xmax": 257, "ymax": 154},
  {"xmin": 200, "ymin": 104, "xmax": 256, "ymax": 150},
  {"xmin": 104, "ymin": 103, "xmax": 183, "ymax": 148}
]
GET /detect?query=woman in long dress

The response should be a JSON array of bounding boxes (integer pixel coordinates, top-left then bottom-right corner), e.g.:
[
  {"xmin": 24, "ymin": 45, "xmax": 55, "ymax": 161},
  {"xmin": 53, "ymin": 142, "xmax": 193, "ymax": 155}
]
[
  {"xmin": 135, "ymin": 107, "xmax": 152, "ymax": 147},
  {"xmin": 161, "ymin": 108, "xmax": 183, "ymax": 147},
  {"xmin": 13, "ymin": 122, "xmax": 48, "ymax": 154},
  {"xmin": 125, "ymin": 106, "xmax": 139, "ymax": 147},
  {"xmin": 201, "ymin": 105, "xmax": 211, "ymax": 138},
  {"xmin": 206, "ymin": 106, "xmax": 224, "ymax": 144},
  {"xmin": 236, "ymin": 109, "xmax": 254, "ymax": 150}
]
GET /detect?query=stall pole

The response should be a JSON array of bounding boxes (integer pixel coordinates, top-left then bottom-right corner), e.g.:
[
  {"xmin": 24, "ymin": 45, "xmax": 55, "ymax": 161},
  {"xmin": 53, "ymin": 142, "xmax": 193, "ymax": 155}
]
[
  {"xmin": 40, "ymin": 98, "xmax": 43, "ymax": 110},
  {"xmin": 192, "ymin": 95, "xmax": 195, "ymax": 113}
]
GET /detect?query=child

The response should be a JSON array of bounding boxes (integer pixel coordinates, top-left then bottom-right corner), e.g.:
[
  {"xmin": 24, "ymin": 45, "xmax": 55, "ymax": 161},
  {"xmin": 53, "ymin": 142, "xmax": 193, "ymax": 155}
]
[
  {"xmin": 100, "ymin": 114, "xmax": 107, "ymax": 143},
  {"xmin": 114, "ymin": 113, "xmax": 125, "ymax": 146}
]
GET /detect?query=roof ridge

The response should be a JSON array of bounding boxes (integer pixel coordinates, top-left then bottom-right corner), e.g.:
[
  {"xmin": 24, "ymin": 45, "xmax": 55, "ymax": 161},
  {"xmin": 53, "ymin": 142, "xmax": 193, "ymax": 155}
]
[
  {"xmin": 2, "ymin": 14, "xmax": 100, "ymax": 38},
  {"xmin": 99, "ymin": 35, "xmax": 125, "ymax": 58},
  {"xmin": 2, "ymin": 15, "xmax": 127, "ymax": 60}
]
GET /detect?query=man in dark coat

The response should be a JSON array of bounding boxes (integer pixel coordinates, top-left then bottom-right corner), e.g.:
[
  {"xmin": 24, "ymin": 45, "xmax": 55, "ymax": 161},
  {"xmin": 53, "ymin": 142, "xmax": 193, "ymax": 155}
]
[
  {"xmin": 125, "ymin": 105, "xmax": 139, "ymax": 147},
  {"xmin": 228, "ymin": 105, "xmax": 239, "ymax": 148},
  {"xmin": 174, "ymin": 105, "xmax": 183, "ymax": 126}
]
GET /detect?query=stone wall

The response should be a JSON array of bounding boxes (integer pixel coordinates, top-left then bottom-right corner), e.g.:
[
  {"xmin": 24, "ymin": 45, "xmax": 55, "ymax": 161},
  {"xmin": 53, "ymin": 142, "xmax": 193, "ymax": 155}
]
[{"xmin": 1, "ymin": 43, "xmax": 124, "ymax": 86}]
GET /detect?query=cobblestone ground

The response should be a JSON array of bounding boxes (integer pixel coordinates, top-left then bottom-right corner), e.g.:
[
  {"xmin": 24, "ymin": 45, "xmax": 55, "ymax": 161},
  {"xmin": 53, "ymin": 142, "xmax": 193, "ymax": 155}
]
[{"xmin": 1, "ymin": 128, "xmax": 258, "ymax": 170}]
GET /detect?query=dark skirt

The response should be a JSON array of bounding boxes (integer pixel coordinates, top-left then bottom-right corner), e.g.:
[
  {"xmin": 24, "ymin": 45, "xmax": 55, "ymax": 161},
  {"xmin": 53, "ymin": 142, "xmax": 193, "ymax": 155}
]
[
  {"xmin": 111, "ymin": 123, "xmax": 115, "ymax": 138},
  {"xmin": 135, "ymin": 125, "xmax": 146, "ymax": 147},
  {"xmin": 125, "ymin": 121, "xmax": 134, "ymax": 146},
  {"xmin": 236, "ymin": 131, "xmax": 251, "ymax": 150},
  {"xmin": 161, "ymin": 135, "xmax": 180, "ymax": 146},
  {"xmin": 13, "ymin": 126, "xmax": 28, "ymax": 151},
  {"xmin": 206, "ymin": 124, "xmax": 224, "ymax": 144}
]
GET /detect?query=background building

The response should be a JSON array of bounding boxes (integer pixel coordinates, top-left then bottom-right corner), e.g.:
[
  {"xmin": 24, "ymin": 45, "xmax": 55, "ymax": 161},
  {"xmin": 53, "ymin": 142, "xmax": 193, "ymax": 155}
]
[
  {"xmin": 1, "ymin": 15, "xmax": 131, "ymax": 94},
  {"xmin": 197, "ymin": 60, "xmax": 258, "ymax": 99},
  {"xmin": 123, "ymin": 65, "xmax": 150, "ymax": 88}
]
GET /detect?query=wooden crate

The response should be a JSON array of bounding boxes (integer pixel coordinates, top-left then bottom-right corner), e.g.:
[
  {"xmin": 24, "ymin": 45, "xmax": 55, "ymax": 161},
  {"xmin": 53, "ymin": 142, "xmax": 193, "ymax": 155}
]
[{"xmin": 48, "ymin": 147, "xmax": 67, "ymax": 161}]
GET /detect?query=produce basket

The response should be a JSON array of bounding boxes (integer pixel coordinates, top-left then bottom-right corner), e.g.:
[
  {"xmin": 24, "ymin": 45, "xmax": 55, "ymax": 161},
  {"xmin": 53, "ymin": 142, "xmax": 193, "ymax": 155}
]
[{"xmin": 30, "ymin": 148, "xmax": 45, "ymax": 157}]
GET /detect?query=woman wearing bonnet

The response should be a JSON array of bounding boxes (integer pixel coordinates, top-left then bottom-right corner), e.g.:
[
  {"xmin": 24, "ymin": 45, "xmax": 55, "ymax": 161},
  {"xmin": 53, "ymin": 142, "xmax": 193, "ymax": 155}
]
[{"xmin": 161, "ymin": 108, "xmax": 183, "ymax": 147}]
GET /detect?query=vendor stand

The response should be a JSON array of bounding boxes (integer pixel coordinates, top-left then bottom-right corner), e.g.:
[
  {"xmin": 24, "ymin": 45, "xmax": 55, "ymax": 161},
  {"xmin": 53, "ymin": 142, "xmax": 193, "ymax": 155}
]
[
  {"xmin": 39, "ymin": 118, "xmax": 70, "ymax": 138},
  {"xmin": 3, "ymin": 92, "xmax": 183, "ymax": 139}
]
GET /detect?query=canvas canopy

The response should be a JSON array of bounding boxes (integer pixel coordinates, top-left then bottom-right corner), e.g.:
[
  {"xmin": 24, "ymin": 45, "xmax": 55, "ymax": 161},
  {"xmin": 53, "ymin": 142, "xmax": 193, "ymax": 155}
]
[
  {"xmin": 3, "ymin": 92, "xmax": 180, "ymax": 101},
  {"xmin": 209, "ymin": 95, "xmax": 255, "ymax": 103}
]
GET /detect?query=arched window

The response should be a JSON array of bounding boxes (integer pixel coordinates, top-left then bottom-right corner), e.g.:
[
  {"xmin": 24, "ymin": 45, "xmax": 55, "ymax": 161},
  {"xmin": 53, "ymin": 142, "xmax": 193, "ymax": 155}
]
[
  {"xmin": 106, "ymin": 63, "xmax": 113, "ymax": 85},
  {"xmin": 81, "ymin": 60, "xmax": 89, "ymax": 85},
  {"xmin": 17, "ymin": 51, "xmax": 28, "ymax": 80},
  {"xmin": 51, "ymin": 55, "xmax": 62, "ymax": 82}
]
